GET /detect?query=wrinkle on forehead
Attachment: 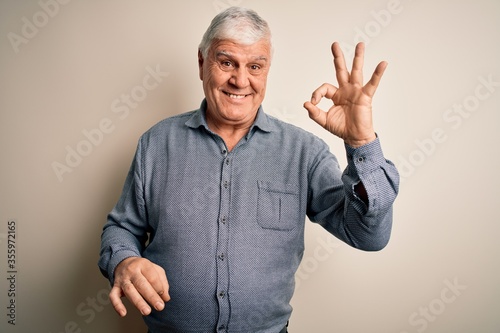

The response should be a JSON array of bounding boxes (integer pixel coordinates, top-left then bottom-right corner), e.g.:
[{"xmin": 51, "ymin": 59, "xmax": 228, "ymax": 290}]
[
  {"xmin": 216, "ymin": 50, "xmax": 269, "ymax": 62},
  {"xmin": 210, "ymin": 40, "xmax": 272, "ymax": 63}
]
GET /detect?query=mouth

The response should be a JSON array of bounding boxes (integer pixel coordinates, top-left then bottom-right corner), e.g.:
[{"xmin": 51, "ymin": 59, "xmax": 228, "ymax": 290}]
[{"xmin": 223, "ymin": 91, "xmax": 251, "ymax": 99}]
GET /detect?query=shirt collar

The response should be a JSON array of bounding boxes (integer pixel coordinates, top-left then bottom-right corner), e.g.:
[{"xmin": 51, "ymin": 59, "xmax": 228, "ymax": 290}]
[{"xmin": 185, "ymin": 99, "xmax": 275, "ymax": 134}]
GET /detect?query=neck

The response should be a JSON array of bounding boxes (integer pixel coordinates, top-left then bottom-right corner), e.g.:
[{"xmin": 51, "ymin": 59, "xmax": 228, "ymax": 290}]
[{"xmin": 206, "ymin": 114, "xmax": 253, "ymax": 152}]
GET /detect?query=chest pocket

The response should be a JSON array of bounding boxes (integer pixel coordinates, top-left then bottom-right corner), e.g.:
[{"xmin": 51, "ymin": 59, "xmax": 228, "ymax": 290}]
[{"xmin": 257, "ymin": 181, "xmax": 300, "ymax": 231}]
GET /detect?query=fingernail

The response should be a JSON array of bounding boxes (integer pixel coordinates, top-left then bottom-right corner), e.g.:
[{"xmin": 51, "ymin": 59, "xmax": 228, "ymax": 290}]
[{"xmin": 155, "ymin": 301, "xmax": 164, "ymax": 311}]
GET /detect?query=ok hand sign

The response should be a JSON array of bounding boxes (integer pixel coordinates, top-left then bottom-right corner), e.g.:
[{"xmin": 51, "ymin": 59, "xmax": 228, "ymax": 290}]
[{"xmin": 304, "ymin": 42, "xmax": 387, "ymax": 147}]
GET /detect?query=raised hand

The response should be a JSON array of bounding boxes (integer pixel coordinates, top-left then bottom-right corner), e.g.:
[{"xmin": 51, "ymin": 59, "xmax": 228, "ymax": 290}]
[{"xmin": 303, "ymin": 42, "xmax": 387, "ymax": 147}]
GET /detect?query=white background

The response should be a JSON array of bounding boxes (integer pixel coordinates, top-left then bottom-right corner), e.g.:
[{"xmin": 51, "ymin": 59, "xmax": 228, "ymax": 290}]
[{"xmin": 1, "ymin": 0, "xmax": 499, "ymax": 332}]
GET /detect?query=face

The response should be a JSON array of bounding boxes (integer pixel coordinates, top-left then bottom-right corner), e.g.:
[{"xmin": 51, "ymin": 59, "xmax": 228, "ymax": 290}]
[{"xmin": 198, "ymin": 39, "xmax": 271, "ymax": 129}]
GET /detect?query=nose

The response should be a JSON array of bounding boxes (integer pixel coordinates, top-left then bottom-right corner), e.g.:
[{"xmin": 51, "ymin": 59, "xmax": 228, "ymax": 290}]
[{"xmin": 229, "ymin": 67, "xmax": 249, "ymax": 89}]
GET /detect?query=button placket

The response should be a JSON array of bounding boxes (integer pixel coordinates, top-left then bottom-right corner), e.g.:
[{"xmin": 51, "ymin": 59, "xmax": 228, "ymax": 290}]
[{"xmin": 215, "ymin": 149, "xmax": 232, "ymax": 330}]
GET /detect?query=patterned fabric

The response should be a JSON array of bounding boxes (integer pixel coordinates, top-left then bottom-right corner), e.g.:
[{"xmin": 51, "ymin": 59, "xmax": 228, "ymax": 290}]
[{"xmin": 99, "ymin": 99, "xmax": 399, "ymax": 333}]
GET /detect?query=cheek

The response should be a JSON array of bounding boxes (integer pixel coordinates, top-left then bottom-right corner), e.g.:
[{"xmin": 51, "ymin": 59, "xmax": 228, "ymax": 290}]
[
  {"xmin": 205, "ymin": 65, "xmax": 229, "ymax": 87},
  {"xmin": 252, "ymin": 77, "xmax": 267, "ymax": 95},
  {"xmin": 203, "ymin": 74, "xmax": 219, "ymax": 96}
]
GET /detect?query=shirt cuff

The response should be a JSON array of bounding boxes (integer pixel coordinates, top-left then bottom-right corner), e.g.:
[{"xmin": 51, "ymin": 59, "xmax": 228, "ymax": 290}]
[
  {"xmin": 107, "ymin": 249, "xmax": 141, "ymax": 285},
  {"xmin": 345, "ymin": 136, "xmax": 387, "ymax": 175}
]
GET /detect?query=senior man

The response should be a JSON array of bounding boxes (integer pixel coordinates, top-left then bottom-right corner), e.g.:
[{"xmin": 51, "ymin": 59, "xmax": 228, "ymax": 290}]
[{"xmin": 99, "ymin": 6, "xmax": 399, "ymax": 333}]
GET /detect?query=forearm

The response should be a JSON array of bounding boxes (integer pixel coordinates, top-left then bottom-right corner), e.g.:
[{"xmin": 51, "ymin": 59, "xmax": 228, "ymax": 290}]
[
  {"xmin": 98, "ymin": 146, "xmax": 149, "ymax": 283},
  {"xmin": 343, "ymin": 137, "xmax": 399, "ymax": 216},
  {"xmin": 309, "ymin": 137, "xmax": 399, "ymax": 251},
  {"xmin": 342, "ymin": 137, "xmax": 399, "ymax": 249}
]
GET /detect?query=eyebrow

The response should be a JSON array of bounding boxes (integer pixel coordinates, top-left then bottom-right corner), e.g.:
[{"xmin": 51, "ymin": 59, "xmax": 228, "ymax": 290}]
[{"xmin": 216, "ymin": 51, "xmax": 268, "ymax": 62}]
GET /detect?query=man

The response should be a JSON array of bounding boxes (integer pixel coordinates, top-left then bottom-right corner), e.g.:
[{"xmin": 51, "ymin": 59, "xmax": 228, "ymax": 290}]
[{"xmin": 99, "ymin": 6, "xmax": 399, "ymax": 333}]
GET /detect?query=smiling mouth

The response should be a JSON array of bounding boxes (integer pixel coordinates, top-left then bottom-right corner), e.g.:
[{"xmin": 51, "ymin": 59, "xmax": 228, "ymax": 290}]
[{"xmin": 223, "ymin": 91, "xmax": 250, "ymax": 99}]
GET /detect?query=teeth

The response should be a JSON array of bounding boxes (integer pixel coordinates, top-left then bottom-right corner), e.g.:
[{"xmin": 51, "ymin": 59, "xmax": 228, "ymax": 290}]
[{"xmin": 226, "ymin": 93, "xmax": 246, "ymax": 99}]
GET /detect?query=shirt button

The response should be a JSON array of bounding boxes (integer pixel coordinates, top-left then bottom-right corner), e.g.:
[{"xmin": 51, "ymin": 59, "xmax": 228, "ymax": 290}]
[
  {"xmin": 222, "ymin": 149, "xmax": 227, "ymax": 155},
  {"xmin": 218, "ymin": 291, "xmax": 225, "ymax": 298},
  {"xmin": 223, "ymin": 180, "xmax": 229, "ymax": 188},
  {"xmin": 221, "ymin": 216, "xmax": 227, "ymax": 224},
  {"xmin": 225, "ymin": 158, "xmax": 230, "ymax": 165},
  {"xmin": 357, "ymin": 156, "xmax": 365, "ymax": 162},
  {"xmin": 218, "ymin": 253, "xmax": 225, "ymax": 260}
]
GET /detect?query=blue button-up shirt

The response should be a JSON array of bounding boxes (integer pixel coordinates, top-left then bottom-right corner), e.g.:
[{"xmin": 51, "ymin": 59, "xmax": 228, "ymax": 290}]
[{"xmin": 99, "ymin": 100, "xmax": 399, "ymax": 333}]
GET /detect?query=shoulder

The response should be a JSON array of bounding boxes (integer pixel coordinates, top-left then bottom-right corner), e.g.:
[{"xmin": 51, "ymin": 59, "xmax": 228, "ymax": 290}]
[
  {"xmin": 139, "ymin": 110, "xmax": 197, "ymax": 142},
  {"xmin": 265, "ymin": 113, "xmax": 328, "ymax": 148},
  {"xmin": 147, "ymin": 110, "xmax": 196, "ymax": 133}
]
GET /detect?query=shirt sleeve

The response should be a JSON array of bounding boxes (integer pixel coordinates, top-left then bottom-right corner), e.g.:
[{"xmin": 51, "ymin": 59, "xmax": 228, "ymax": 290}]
[
  {"xmin": 98, "ymin": 140, "xmax": 149, "ymax": 284},
  {"xmin": 307, "ymin": 136, "xmax": 400, "ymax": 251}
]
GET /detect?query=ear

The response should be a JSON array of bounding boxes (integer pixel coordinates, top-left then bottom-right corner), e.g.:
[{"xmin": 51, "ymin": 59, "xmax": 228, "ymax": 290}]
[{"xmin": 198, "ymin": 49, "xmax": 204, "ymax": 81}]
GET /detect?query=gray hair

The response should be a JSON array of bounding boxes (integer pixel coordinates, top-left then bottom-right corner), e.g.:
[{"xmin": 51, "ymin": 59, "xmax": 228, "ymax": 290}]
[{"xmin": 199, "ymin": 7, "xmax": 272, "ymax": 58}]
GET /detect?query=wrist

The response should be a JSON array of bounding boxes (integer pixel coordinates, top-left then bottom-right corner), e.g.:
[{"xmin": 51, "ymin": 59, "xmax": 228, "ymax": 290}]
[{"xmin": 344, "ymin": 133, "xmax": 377, "ymax": 148}]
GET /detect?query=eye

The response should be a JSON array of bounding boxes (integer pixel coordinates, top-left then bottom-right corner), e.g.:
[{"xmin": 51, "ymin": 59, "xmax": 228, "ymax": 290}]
[
  {"xmin": 249, "ymin": 64, "xmax": 264, "ymax": 74},
  {"xmin": 218, "ymin": 60, "xmax": 235, "ymax": 72}
]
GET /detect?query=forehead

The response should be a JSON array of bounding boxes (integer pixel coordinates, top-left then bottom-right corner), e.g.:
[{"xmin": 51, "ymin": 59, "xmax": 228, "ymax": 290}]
[{"xmin": 210, "ymin": 39, "xmax": 271, "ymax": 61}]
